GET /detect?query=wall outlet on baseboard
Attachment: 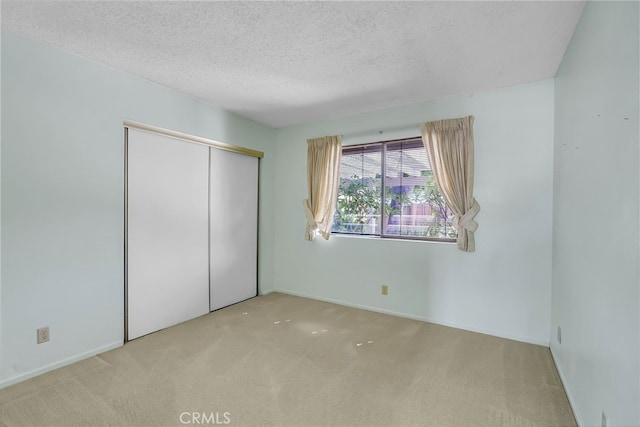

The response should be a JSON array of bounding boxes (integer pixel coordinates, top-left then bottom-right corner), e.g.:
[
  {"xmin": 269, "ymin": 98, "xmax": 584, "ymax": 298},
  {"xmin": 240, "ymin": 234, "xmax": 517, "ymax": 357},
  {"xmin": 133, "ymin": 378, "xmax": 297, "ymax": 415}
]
[
  {"xmin": 557, "ymin": 326, "xmax": 561, "ymax": 344},
  {"xmin": 381, "ymin": 285, "xmax": 388, "ymax": 296},
  {"xmin": 37, "ymin": 326, "xmax": 50, "ymax": 344}
]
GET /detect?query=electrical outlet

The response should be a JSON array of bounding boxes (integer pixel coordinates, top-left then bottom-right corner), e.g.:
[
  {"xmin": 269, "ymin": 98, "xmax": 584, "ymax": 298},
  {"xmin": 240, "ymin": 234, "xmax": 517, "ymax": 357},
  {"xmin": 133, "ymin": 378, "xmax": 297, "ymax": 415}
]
[
  {"xmin": 37, "ymin": 327, "xmax": 50, "ymax": 344},
  {"xmin": 557, "ymin": 326, "xmax": 562, "ymax": 344},
  {"xmin": 601, "ymin": 410, "xmax": 607, "ymax": 427},
  {"xmin": 381, "ymin": 285, "xmax": 388, "ymax": 296}
]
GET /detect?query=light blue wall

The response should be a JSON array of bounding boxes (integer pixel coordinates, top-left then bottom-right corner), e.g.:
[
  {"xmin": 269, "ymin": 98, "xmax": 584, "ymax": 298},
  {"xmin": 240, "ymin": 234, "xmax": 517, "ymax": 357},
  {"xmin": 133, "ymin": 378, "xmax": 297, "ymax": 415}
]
[
  {"xmin": 274, "ymin": 79, "xmax": 555, "ymax": 346},
  {"xmin": 551, "ymin": 2, "xmax": 639, "ymax": 427},
  {"xmin": 0, "ymin": 29, "xmax": 3, "ymax": 376},
  {"xmin": 0, "ymin": 31, "xmax": 276, "ymax": 386}
]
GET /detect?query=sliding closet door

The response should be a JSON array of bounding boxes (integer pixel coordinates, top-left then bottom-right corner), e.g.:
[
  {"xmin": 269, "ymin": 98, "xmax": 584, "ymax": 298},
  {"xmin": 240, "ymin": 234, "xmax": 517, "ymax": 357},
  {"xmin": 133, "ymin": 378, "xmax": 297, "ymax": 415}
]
[
  {"xmin": 209, "ymin": 149, "xmax": 259, "ymax": 311},
  {"xmin": 127, "ymin": 128, "xmax": 210, "ymax": 340}
]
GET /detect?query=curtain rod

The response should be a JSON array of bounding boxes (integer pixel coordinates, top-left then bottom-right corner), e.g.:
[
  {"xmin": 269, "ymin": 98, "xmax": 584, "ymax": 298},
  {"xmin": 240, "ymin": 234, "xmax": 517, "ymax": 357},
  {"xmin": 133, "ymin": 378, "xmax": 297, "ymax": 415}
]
[{"xmin": 339, "ymin": 123, "xmax": 421, "ymax": 141}]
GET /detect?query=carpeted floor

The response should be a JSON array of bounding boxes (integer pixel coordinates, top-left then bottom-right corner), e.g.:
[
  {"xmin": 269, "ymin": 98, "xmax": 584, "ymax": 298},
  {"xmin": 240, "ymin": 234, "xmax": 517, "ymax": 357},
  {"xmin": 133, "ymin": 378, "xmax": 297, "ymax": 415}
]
[{"xmin": 0, "ymin": 293, "xmax": 576, "ymax": 427}]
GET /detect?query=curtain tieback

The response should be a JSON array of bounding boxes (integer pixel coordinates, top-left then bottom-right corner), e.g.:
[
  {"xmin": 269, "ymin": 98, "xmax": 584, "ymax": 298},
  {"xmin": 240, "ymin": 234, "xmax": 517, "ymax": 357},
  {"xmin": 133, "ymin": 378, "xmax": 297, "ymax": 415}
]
[
  {"xmin": 453, "ymin": 199, "xmax": 480, "ymax": 232},
  {"xmin": 302, "ymin": 199, "xmax": 318, "ymax": 230}
]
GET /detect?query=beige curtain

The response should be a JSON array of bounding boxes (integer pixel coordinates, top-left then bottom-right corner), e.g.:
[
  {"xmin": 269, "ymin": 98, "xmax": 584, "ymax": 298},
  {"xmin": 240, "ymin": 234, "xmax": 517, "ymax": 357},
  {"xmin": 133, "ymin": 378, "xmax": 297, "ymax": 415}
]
[
  {"xmin": 303, "ymin": 135, "xmax": 342, "ymax": 241},
  {"xmin": 421, "ymin": 116, "xmax": 480, "ymax": 252}
]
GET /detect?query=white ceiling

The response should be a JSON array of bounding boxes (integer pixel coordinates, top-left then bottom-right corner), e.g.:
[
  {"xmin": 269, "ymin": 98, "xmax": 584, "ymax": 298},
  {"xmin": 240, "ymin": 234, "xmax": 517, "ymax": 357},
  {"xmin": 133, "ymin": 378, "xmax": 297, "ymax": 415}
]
[{"xmin": 1, "ymin": 1, "xmax": 585, "ymax": 128}]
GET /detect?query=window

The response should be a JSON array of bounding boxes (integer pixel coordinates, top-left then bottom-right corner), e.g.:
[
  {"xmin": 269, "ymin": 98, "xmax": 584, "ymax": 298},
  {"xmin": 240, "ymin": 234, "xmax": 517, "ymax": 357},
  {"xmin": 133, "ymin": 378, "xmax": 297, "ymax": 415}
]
[{"xmin": 332, "ymin": 137, "xmax": 457, "ymax": 241}]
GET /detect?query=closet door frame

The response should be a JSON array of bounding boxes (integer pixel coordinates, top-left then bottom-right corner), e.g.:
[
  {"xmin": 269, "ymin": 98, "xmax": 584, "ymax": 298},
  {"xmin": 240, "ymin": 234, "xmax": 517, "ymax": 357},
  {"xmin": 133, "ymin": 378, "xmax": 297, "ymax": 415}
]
[{"xmin": 124, "ymin": 120, "xmax": 263, "ymax": 342}]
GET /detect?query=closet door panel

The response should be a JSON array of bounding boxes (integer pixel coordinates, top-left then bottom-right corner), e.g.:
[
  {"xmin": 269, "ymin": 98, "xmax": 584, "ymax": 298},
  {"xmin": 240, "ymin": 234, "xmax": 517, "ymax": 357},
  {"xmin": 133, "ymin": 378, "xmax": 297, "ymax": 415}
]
[
  {"xmin": 209, "ymin": 149, "xmax": 258, "ymax": 311},
  {"xmin": 127, "ymin": 129, "xmax": 210, "ymax": 340}
]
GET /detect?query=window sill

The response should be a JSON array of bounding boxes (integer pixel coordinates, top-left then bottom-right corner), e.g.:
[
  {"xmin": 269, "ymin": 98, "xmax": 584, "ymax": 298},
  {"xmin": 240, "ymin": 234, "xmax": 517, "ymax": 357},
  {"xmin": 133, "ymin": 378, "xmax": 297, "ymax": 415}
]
[{"xmin": 330, "ymin": 233, "xmax": 456, "ymax": 244}]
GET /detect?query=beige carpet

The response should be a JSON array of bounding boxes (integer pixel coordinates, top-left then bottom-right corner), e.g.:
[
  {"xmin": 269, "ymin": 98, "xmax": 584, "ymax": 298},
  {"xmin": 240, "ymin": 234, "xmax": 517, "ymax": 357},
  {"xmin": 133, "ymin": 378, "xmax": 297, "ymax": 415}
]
[{"xmin": 0, "ymin": 293, "xmax": 575, "ymax": 427}]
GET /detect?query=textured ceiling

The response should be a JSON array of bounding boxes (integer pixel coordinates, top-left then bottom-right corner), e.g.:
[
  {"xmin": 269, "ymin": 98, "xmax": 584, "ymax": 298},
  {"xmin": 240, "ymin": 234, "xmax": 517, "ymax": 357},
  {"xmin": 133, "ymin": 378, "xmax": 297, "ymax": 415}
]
[{"xmin": 1, "ymin": 1, "xmax": 585, "ymax": 128}]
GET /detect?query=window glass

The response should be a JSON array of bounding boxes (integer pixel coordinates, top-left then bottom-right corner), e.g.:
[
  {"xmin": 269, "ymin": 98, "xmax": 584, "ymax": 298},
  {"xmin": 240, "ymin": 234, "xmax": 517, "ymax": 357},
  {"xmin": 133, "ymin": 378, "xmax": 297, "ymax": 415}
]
[
  {"xmin": 333, "ymin": 138, "xmax": 456, "ymax": 241},
  {"xmin": 333, "ymin": 144, "xmax": 382, "ymax": 235}
]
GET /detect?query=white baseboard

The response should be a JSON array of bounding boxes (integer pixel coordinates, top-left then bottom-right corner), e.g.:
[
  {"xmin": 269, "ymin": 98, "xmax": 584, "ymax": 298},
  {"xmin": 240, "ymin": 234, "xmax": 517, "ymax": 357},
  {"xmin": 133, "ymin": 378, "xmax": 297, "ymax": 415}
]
[
  {"xmin": 0, "ymin": 341, "xmax": 123, "ymax": 389},
  {"xmin": 273, "ymin": 288, "xmax": 550, "ymax": 347},
  {"xmin": 550, "ymin": 346, "xmax": 582, "ymax": 427}
]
